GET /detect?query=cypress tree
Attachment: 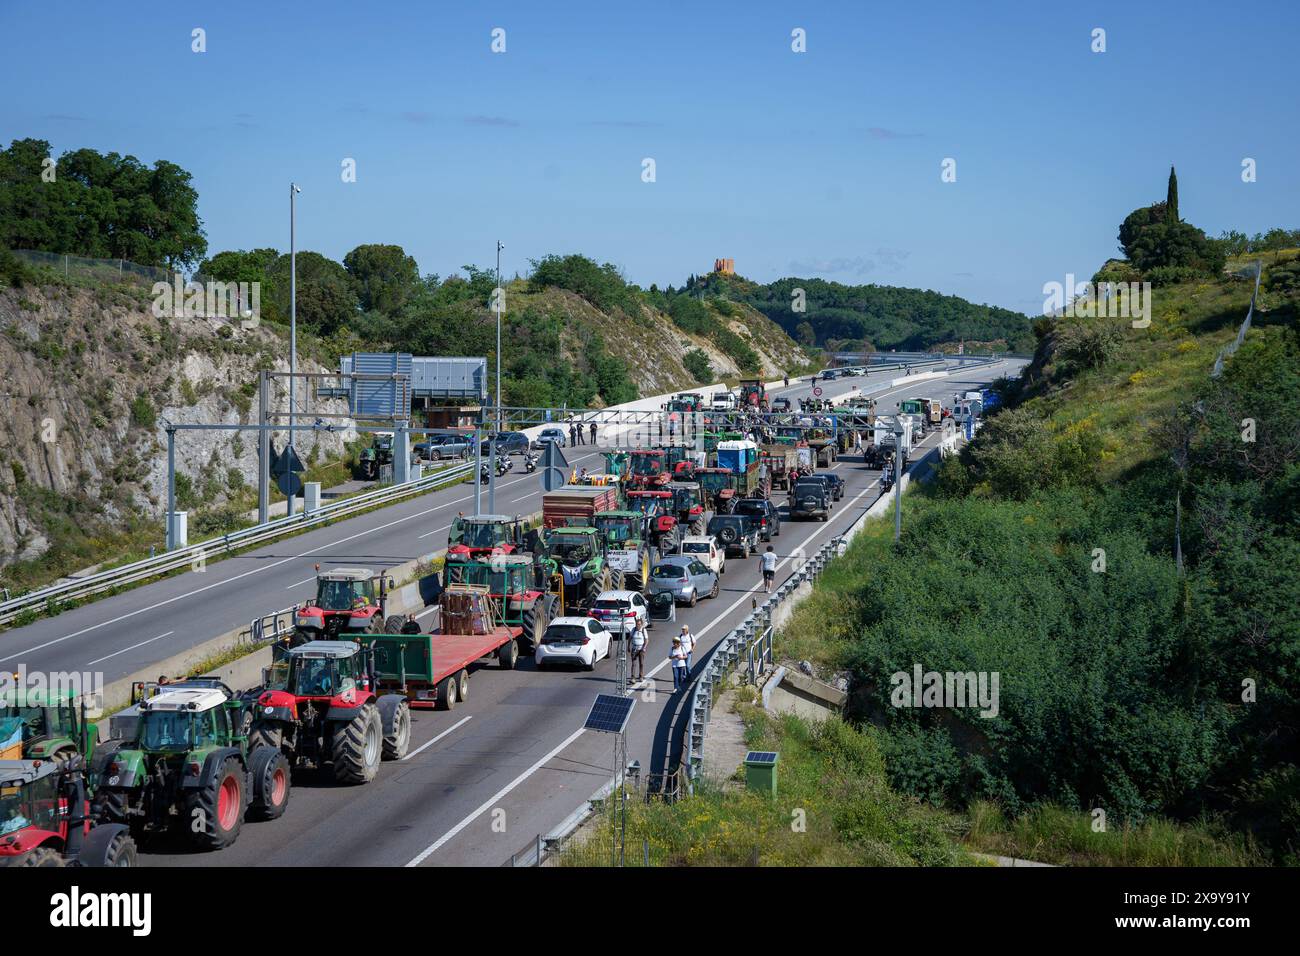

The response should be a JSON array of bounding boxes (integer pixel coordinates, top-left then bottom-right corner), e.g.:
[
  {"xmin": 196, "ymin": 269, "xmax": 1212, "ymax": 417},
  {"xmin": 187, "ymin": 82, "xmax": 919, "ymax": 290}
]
[{"xmin": 1167, "ymin": 165, "xmax": 1179, "ymax": 222}]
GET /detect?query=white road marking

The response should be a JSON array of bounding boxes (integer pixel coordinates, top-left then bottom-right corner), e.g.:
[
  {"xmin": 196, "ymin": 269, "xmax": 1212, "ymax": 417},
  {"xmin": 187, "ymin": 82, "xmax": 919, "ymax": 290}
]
[
  {"xmin": 85, "ymin": 631, "xmax": 175, "ymax": 666},
  {"xmin": 286, "ymin": 576, "xmax": 316, "ymax": 589},
  {"xmin": 401, "ymin": 714, "xmax": 473, "ymax": 762},
  {"xmin": 406, "ymin": 725, "xmax": 587, "ymax": 866}
]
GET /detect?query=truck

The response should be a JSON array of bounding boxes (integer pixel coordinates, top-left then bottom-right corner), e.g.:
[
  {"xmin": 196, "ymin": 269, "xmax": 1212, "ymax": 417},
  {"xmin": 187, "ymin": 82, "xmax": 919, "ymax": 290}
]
[
  {"xmin": 759, "ymin": 444, "xmax": 800, "ymax": 492},
  {"xmin": 542, "ymin": 485, "xmax": 621, "ymax": 530},
  {"xmin": 715, "ymin": 439, "xmax": 768, "ymax": 499},
  {"xmin": 738, "ymin": 378, "xmax": 768, "ymax": 411},
  {"xmin": 709, "ymin": 390, "xmax": 738, "ymax": 412},
  {"xmin": 359, "ymin": 586, "xmax": 525, "ymax": 710},
  {"xmin": 803, "ymin": 428, "xmax": 839, "ymax": 468}
]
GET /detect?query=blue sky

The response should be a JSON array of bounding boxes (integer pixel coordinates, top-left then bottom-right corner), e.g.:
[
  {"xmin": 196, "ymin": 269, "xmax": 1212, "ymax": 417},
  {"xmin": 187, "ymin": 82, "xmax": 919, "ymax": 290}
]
[{"xmin": 2, "ymin": 0, "xmax": 1296, "ymax": 314}]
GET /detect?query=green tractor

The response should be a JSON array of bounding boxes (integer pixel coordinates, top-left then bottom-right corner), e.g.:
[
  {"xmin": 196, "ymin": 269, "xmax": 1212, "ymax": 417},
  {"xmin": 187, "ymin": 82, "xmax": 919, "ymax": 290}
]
[
  {"xmin": 356, "ymin": 433, "xmax": 395, "ymax": 481},
  {"xmin": 593, "ymin": 510, "xmax": 656, "ymax": 594},
  {"xmin": 89, "ymin": 680, "xmax": 290, "ymax": 851},
  {"xmin": 538, "ymin": 527, "xmax": 615, "ymax": 615},
  {"xmin": 0, "ymin": 687, "xmax": 97, "ymax": 766},
  {"xmin": 445, "ymin": 554, "xmax": 557, "ymax": 651}
]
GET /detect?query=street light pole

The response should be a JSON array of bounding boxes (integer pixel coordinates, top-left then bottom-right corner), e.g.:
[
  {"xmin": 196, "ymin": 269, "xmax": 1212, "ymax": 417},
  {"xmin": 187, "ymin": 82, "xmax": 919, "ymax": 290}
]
[
  {"xmin": 287, "ymin": 182, "xmax": 301, "ymax": 517},
  {"xmin": 488, "ymin": 240, "xmax": 504, "ymax": 513}
]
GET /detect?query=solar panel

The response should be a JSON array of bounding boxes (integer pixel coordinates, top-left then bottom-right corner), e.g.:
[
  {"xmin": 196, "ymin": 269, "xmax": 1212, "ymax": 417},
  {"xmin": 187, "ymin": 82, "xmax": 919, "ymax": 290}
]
[
  {"xmin": 745, "ymin": 751, "xmax": 778, "ymax": 765},
  {"xmin": 584, "ymin": 694, "xmax": 635, "ymax": 734}
]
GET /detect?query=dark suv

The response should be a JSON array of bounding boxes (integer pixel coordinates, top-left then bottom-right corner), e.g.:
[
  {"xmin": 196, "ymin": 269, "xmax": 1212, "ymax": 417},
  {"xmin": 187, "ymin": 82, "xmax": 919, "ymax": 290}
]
[
  {"xmin": 480, "ymin": 431, "xmax": 530, "ymax": 457},
  {"xmin": 790, "ymin": 480, "xmax": 831, "ymax": 521},
  {"xmin": 733, "ymin": 498, "xmax": 781, "ymax": 540},
  {"xmin": 706, "ymin": 514, "xmax": 760, "ymax": 558},
  {"xmin": 802, "ymin": 472, "xmax": 845, "ymax": 501}
]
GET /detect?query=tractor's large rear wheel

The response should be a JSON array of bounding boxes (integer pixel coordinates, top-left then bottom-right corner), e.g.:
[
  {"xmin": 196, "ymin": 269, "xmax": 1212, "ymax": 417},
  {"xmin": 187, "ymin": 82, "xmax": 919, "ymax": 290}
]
[
  {"xmin": 331, "ymin": 703, "xmax": 382, "ymax": 784},
  {"xmin": 247, "ymin": 721, "xmax": 284, "ymax": 755},
  {"xmin": 690, "ymin": 515, "xmax": 705, "ymax": 536},
  {"xmin": 384, "ymin": 614, "xmax": 406, "ymax": 634},
  {"xmin": 521, "ymin": 594, "xmax": 555, "ymax": 652},
  {"xmin": 610, "ymin": 568, "xmax": 625, "ymax": 592},
  {"xmin": 249, "ymin": 747, "xmax": 291, "ymax": 820},
  {"xmin": 186, "ymin": 755, "xmax": 246, "ymax": 850},
  {"xmin": 377, "ymin": 696, "xmax": 411, "ymax": 760}
]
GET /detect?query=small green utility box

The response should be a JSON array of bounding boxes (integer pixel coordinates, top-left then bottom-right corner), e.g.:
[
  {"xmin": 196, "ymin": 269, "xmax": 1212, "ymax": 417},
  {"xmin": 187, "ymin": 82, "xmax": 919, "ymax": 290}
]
[{"xmin": 744, "ymin": 751, "xmax": 779, "ymax": 796}]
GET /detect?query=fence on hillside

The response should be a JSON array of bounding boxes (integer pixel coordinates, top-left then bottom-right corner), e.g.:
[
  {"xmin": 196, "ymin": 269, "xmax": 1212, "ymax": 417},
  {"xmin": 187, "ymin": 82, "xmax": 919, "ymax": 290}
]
[
  {"xmin": 9, "ymin": 249, "xmax": 172, "ymax": 287},
  {"xmin": 1211, "ymin": 260, "xmax": 1262, "ymax": 378}
]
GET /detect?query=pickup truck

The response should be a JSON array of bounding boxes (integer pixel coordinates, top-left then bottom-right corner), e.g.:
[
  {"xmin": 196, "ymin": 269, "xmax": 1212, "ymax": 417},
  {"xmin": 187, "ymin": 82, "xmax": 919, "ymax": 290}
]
[{"xmin": 790, "ymin": 480, "xmax": 832, "ymax": 521}]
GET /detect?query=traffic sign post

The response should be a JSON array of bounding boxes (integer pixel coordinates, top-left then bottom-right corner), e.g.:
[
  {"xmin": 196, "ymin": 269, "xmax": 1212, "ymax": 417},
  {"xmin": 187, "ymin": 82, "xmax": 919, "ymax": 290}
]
[
  {"xmin": 540, "ymin": 441, "xmax": 569, "ymax": 492},
  {"xmin": 812, "ymin": 386, "xmax": 823, "ymax": 397}
]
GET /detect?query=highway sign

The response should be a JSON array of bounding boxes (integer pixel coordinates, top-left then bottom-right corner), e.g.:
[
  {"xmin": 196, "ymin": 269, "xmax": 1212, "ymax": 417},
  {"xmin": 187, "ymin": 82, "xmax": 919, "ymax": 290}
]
[
  {"xmin": 277, "ymin": 471, "xmax": 304, "ymax": 498},
  {"xmin": 541, "ymin": 440, "xmax": 568, "ymax": 492},
  {"xmin": 282, "ymin": 444, "xmax": 305, "ymax": 473}
]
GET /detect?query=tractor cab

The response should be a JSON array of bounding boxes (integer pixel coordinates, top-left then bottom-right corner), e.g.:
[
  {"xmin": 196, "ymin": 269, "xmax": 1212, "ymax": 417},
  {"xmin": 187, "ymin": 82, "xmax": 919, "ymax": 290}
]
[
  {"xmin": 444, "ymin": 514, "xmax": 536, "ymax": 585},
  {"xmin": 667, "ymin": 481, "xmax": 705, "ymax": 522},
  {"xmin": 626, "ymin": 450, "xmax": 670, "ymax": 488},
  {"xmin": 0, "ymin": 757, "xmax": 138, "ymax": 866},
  {"xmin": 594, "ymin": 511, "xmax": 643, "ymax": 546},
  {"xmin": 263, "ymin": 641, "xmax": 369, "ymax": 702},
  {"xmin": 293, "ymin": 567, "xmax": 393, "ymax": 642},
  {"xmin": 0, "ymin": 687, "xmax": 95, "ymax": 763}
]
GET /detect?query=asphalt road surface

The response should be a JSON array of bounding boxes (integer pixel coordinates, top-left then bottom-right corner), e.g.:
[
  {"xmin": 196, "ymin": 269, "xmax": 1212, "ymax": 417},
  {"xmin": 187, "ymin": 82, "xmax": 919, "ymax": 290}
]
[{"xmin": 101, "ymin": 358, "xmax": 1021, "ymax": 867}]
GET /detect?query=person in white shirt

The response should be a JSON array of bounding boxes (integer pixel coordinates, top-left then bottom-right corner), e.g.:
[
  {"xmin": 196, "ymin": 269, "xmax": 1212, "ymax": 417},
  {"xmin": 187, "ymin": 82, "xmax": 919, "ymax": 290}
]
[
  {"xmin": 670, "ymin": 637, "xmax": 688, "ymax": 691},
  {"xmin": 761, "ymin": 545, "xmax": 778, "ymax": 592},
  {"xmin": 629, "ymin": 616, "xmax": 648, "ymax": 681},
  {"xmin": 678, "ymin": 625, "xmax": 696, "ymax": 670}
]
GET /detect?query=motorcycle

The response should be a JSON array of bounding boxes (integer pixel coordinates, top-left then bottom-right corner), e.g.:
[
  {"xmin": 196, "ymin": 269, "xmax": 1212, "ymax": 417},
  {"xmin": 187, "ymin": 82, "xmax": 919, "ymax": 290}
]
[{"xmin": 524, "ymin": 453, "xmax": 538, "ymax": 473}]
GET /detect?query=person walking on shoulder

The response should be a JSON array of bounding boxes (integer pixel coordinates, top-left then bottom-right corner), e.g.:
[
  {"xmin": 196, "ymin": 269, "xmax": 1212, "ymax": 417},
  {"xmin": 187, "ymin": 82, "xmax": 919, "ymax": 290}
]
[
  {"xmin": 678, "ymin": 624, "xmax": 696, "ymax": 670},
  {"xmin": 629, "ymin": 615, "xmax": 648, "ymax": 682},
  {"xmin": 761, "ymin": 545, "xmax": 778, "ymax": 593},
  {"xmin": 670, "ymin": 637, "xmax": 688, "ymax": 691}
]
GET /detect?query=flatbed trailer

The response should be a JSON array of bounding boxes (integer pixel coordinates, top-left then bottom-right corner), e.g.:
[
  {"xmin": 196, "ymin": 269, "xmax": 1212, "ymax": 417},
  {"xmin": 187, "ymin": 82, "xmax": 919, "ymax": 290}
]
[{"xmin": 360, "ymin": 625, "xmax": 524, "ymax": 709}]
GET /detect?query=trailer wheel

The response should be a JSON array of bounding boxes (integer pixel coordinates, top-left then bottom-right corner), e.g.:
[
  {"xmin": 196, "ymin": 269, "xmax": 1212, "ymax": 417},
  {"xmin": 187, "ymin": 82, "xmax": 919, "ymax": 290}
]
[
  {"xmin": 186, "ymin": 755, "xmax": 246, "ymax": 850},
  {"xmin": 384, "ymin": 615, "xmax": 406, "ymax": 634},
  {"xmin": 249, "ymin": 747, "xmax": 291, "ymax": 820},
  {"xmin": 377, "ymin": 696, "xmax": 411, "ymax": 760},
  {"xmin": 457, "ymin": 669, "xmax": 469, "ymax": 703},
  {"xmin": 497, "ymin": 637, "xmax": 519, "ymax": 670},
  {"xmin": 332, "ymin": 703, "xmax": 382, "ymax": 784},
  {"xmin": 436, "ymin": 675, "xmax": 458, "ymax": 711}
]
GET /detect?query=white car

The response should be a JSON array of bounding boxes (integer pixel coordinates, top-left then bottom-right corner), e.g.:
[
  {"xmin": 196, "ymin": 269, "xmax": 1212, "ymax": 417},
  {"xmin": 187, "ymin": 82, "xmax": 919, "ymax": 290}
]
[
  {"xmin": 535, "ymin": 616, "xmax": 609, "ymax": 671},
  {"xmin": 587, "ymin": 590, "xmax": 650, "ymax": 636},
  {"xmin": 679, "ymin": 535, "xmax": 725, "ymax": 576}
]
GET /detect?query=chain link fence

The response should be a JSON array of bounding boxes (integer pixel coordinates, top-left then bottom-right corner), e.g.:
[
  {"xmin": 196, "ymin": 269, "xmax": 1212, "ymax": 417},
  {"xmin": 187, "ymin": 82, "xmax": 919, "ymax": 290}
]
[{"xmin": 9, "ymin": 249, "xmax": 172, "ymax": 287}]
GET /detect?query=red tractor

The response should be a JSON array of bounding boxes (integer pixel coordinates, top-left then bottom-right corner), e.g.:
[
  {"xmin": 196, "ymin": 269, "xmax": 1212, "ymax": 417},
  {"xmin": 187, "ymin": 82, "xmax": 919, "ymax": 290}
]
[
  {"xmin": 625, "ymin": 449, "xmax": 672, "ymax": 491},
  {"xmin": 292, "ymin": 567, "xmax": 399, "ymax": 644},
  {"xmin": 443, "ymin": 513, "xmax": 537, "ymax": 584},
  {"xmin": 246, "ymin": 641, "xmax": 410, "ymax": 785},
  {"xmin": 0, "ymin": 756, "xmax": 137, "ymax": 866},
  {"xmin": 666, "ymin": 480, "xmax": 708, "ymax": 536},
  {"xmin": 627, "ymin": 489, "xmax": 681, "ymax": 555}
]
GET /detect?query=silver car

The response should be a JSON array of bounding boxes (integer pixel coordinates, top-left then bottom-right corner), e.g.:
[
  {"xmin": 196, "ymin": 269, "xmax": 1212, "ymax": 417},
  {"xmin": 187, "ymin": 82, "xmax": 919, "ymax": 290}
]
[{"xmin": 648, "ymin": 555, "xmax": 719, "ymax": 607}]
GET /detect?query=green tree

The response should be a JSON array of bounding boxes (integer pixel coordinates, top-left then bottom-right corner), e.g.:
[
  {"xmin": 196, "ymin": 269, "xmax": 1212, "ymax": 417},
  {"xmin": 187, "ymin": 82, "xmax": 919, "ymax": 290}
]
[
  {"xmin": 343, "ymin": 243, "xmax": 420, "ymax": 313},
  {"xmin": 683, "ymin": 348, "xmax": 713, "ymax": 383},
  {"xmin": 1166, "ymin": 165, "xmax": 1179, "ymax": 222},
  {"xmin": 265, "ymin": 251, "xmax": 358, "ymax": 336}
]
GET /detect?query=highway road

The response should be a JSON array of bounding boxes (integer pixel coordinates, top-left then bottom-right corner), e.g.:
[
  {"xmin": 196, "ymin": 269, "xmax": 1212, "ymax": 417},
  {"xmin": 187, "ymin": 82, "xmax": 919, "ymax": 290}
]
[{"xmin": 94, "ymin": 357, "xmax": 1020, "ymax": 867}]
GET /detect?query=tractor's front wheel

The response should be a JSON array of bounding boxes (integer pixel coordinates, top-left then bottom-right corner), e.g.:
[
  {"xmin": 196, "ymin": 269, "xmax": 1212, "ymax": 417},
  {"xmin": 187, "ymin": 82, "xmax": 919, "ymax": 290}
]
[
  {"xmin": 77, "ymin": 825, "xmax": 137, "ymax": 867},
  {"xmin": 331, "ymin": 703, "xmax": 382, "ymax": 785},
  {"xmin": 249, "ymin": 747, "xmax": 292, "ymax": 820},
  {"xmin": 8, "ymin": 847, "xmax": 65, "ymax": 867},
  {"xmin": 377, "ymin": 696, "xmax": 411, "ymax": 760},
  {"xmin": 186, "ymin": 755, "xmax": 246, "ymax": 850}
]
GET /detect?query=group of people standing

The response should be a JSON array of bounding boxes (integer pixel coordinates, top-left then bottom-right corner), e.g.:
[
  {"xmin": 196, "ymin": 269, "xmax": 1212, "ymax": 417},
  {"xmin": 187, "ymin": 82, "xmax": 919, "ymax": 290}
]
[
  {"xmin": 627, "ymin": 617, "xmax": 697, "ymax": 692},
  {"xmin": 568, "ymin": 420, "xmax": 598, "ymax": 445}
]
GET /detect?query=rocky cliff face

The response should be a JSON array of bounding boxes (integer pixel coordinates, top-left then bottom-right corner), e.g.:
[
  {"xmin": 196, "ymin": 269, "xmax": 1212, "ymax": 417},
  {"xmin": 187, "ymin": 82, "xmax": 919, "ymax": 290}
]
[{"xmin": 0, "ymin": 283, "xmax": 353, "ymax": 571}]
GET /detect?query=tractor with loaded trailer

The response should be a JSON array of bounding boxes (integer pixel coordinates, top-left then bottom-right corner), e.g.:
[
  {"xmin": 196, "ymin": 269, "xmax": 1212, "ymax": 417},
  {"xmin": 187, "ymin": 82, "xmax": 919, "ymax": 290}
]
[
  {"xmin": 446, "ymin": 553, "xmax": 557, "ymax": 651},
  {"xmin": 0, "ymin": 756, "xmax": 138, "ymax": 866},
  {"xmin": 246, "ymin": 640, "xmax": 410, "ymax": 785},
  {"xmin": 89, "ymin": 681, "xmax": 290, "ymax": 850},
  {"xmin": 443, "ymin": 513, "xmax": 538, "ymax": 584},
  {"xmin": 358, "ymin": 586, "xmax": 525, "ymax": 710}
]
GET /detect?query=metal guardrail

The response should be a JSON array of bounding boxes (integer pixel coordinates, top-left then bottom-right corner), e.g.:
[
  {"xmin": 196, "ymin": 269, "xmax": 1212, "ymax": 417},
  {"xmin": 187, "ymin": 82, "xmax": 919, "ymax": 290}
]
[
  {"xmin": 682, "ymin": 534, "xmax": 843, "ymax": 790},
  {"xmin": 249, "ymin": 603, "xmax": 305, "ymax": 645},
  {"xmin": 0, "ymin": 461, "xmax": 475, "ymax": 626}
]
